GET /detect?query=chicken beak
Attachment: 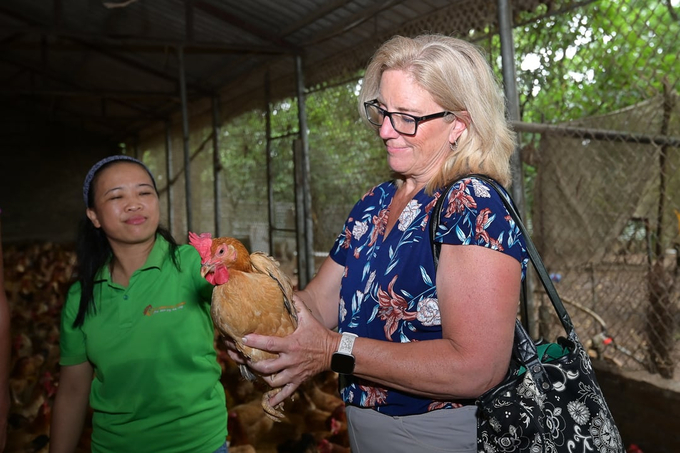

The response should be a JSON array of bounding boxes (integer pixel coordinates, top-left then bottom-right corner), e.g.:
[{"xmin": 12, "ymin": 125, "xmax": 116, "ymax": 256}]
[{"xmin": 200, "ymin": 263, "xmax": 214, "ymax": 278}]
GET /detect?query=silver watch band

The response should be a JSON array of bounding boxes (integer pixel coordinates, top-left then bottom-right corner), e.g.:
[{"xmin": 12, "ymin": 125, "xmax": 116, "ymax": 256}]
[{"xmin": 337, "ymin": 332, "xmax": 358, "ymax": 355}]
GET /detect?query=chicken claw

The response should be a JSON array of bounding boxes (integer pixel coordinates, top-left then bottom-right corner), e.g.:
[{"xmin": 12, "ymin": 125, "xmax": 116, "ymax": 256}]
[{"xmin": 262, "ymin": 388, "xmax": 285, "ymax": 421}]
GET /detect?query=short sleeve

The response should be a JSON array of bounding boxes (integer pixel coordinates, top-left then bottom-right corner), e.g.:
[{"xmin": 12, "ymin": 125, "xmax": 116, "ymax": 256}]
[
  {"xmin": 59, "ymin": 282, "xmax": 89, "ymax": 366},
  {"xmin": 435, "ymin": 177, "xmax": 526, "ymax": 266},
  {"xmin": 329, "ymin": 218, "xmax": 352, "ymax": 266}
]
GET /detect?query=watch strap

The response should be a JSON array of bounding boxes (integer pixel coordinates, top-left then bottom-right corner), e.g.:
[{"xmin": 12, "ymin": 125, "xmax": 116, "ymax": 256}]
[{"xmin": 337, "ymin": 332, "xmax": 358, "ymax": 355}]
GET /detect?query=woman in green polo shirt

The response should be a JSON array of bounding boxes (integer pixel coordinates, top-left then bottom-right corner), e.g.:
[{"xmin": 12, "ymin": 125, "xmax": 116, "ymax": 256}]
[{"xmin": 50, "ymin": 156, "xmax": 228, "ymax": 453}]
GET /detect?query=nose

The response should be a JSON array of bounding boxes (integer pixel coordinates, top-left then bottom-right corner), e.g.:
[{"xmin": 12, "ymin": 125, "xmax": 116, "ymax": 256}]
[
  {"xmin": 125, "ymin": 198, "xmax": 142, "ymax": 211},
  {"xmin": 378, "ymin": 115, "xmax": 399, "ymax": 139}
]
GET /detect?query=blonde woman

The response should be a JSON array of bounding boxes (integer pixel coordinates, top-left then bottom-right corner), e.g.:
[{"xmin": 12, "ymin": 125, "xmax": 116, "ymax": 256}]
[{"xmin": 234, "ymin": 35, "xmax": 527, "ymax": 452}]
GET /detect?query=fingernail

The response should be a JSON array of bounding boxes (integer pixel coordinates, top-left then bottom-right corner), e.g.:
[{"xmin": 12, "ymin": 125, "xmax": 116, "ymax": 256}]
[{"xmin": 242, "ymin": 337, "xmax": 248, "ymax": 344}]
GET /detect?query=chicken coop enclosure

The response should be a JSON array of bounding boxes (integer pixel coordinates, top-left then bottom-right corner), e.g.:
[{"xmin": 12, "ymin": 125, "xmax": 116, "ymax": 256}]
[{"xmin": 1, "ymin": 0, "xmax": 680, "ymax": 452}]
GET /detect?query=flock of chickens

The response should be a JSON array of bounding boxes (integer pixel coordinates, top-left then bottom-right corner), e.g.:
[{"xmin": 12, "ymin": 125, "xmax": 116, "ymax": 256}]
[{"xmin": 3, "ymin": 240, "xmax": 350, "ymax": 453}]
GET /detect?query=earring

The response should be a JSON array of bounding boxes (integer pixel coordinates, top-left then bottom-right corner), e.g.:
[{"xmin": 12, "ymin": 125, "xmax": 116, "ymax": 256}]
[{"xmin": 449, "ymin": 140, "xmax": 458, "ymax": 151}]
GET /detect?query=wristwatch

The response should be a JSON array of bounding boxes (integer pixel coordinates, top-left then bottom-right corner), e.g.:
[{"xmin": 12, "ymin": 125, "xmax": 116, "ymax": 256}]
[{"xmin": 330, "ymin": 332, "xmax": 358, "ymax": 375}]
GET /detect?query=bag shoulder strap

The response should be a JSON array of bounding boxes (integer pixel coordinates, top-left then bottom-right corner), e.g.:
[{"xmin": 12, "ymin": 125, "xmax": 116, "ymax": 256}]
[
  {"xmin": 430, "ymin": 174, "xmax": 575, "ymax": 335},
  {"xmin": 429, "ymin": 175, "xmax": 578, "ymax": 390}
]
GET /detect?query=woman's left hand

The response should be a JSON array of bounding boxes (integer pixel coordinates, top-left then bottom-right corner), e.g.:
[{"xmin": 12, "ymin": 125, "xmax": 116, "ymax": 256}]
[
  {"xmin": 241, "ymin": 298, "xmax": 338, "ymax": 407},
  {"xmin": 222, "ymin": 336, "xmax": 247, "ymax": 365}
]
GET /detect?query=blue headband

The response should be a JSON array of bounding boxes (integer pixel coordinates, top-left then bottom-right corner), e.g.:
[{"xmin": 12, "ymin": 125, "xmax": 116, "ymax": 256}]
[{"xmin": 83, "ymin": 155, "xmax": 156, "ymax": 207}]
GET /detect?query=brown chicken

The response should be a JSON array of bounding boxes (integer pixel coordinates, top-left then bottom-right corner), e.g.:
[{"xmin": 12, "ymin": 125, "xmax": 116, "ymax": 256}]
[{"xmin": 188, "ymin": 232, "xmax": 298, "ymax": 421}]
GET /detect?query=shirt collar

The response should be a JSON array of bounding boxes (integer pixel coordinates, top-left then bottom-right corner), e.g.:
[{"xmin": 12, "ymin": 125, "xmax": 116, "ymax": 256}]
[{"xmin": 94, "ymin": 234, "xmax": 168, "ymax": 283}]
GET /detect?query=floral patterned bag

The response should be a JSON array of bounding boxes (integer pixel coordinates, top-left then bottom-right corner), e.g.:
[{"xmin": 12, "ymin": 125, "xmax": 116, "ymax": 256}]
[{"xmin": 431, "ymin": 174, "xmax": 624, "ymax": 453}]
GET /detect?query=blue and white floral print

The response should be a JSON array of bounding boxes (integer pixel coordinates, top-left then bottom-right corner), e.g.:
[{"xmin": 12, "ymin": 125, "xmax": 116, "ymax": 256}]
[{"xmin": 329, "ymin": 176, "xmax": 528, "ymax": 416}]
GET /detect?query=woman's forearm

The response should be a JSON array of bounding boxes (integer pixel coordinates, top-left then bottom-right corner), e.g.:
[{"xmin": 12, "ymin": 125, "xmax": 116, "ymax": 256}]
[
  {"xmin": 49, "ymin": 364, "xmax": 92, "ymax": 453},
  {"xmin": 294, "ymin": 256, "xmax": 344, "ymax": 329}
]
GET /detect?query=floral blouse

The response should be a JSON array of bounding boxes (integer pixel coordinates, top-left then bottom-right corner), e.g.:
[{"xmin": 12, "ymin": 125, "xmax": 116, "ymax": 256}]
[{"xmin": 328, "ymin": 176, "xmax": 529, "ymax": 416}]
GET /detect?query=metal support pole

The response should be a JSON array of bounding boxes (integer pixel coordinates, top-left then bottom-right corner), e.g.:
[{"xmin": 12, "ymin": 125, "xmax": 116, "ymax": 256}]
[
  {"xmin": 265, "ymin": 71, "xmax": 275, "ymax": 255},
  {"xmin": 497, "ymin": 0, "xmax": 523, "ymax": 203},
  {"xmin": 165, "ymin": 121, "xmax": 174, "ymax": 236},
  {"xmin": 498, "ymin": 0, "xmax": 535, "ymax": 337},
  {"xmin": 211, "ymin": 95, "xmax": 222, "ymax": 236},
  {"xmin": 294, "ymin": 54, "xmax": 314, "ymax": 289},
  {"xmin": 178, "ymin": 46, "xmax": 192, "ymax": 233},
  {"xmin": 293, "ymin": 140, "xmax": 306, "ymax": 285}
]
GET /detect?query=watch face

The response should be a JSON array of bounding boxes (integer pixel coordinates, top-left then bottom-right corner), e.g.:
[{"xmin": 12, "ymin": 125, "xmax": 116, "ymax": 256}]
[{"xmin": 331, "ymin": 352, "xmax": 355, "ymax": 374}]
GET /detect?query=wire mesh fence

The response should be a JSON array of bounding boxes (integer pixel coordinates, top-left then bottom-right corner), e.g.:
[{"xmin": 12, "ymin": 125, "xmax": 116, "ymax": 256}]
[
  {"xmin": 511, "ymin": 0, "xmax": 680, "ymax": 380},
  {"xmin": 136, "ymin": 0, "xmax": 679, "ymax": 381}
]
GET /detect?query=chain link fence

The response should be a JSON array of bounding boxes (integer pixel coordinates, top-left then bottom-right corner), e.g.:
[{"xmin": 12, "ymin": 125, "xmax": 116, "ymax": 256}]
[
  {"xmin": 512, "ymin": 0, "xmax": 680, "ymax": 380},
  {"xmin": 137, "ymin": 0, "xmax": 679, "ymax": 381}
]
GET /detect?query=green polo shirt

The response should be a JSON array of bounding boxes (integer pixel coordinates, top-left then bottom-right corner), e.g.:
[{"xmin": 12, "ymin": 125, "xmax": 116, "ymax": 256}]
[{"xmin": 60, "ymin": 236, "xmax": 227, "ymax": 453}]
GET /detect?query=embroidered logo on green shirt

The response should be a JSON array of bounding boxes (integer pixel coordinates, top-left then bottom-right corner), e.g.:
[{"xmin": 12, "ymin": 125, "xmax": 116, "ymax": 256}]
[{"xmin": 143, "ymin": 302, "xmax": 186, "ymax": 316}]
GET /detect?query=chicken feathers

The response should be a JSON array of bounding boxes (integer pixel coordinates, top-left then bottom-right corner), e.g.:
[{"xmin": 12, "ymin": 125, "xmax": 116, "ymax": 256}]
[{"xmin": 188, "ymin": 232, "xmax": 298, "ymax": 421}]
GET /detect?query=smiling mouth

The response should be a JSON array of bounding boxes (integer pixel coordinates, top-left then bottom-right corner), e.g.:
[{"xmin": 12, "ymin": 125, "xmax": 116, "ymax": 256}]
[{"xmin": 126, "ymin": 216, "xmax": 146, "ymax": 225}]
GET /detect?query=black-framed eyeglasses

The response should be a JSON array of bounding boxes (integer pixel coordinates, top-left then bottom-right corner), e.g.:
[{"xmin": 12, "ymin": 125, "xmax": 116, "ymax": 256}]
[{"xmin": 364, "ymin": 100, "xmax": 453, "ymax": 135}]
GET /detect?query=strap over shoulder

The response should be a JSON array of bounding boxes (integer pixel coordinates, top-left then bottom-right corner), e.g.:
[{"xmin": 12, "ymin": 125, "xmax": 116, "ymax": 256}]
[{"xmin": 429, "ymin": 174, "xmax": 577, "ymax": 372}]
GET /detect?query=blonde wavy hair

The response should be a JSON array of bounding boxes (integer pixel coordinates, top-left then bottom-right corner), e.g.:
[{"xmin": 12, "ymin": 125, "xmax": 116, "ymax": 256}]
[{"xmin": 359, "ymin": 34, "xmax": 516, "ymax": 191}]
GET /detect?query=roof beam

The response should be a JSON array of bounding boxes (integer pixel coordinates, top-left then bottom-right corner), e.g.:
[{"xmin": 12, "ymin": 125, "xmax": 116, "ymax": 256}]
[
  {"xmin": 305, "ymin": 0, "xmax": 408, "ymax": 45},
  {"xmin": 193, "ymin": 1, "xmax": 301, "ymax": 52},
  {"xmin": 0, "ymin": 54, "xmax": 168, "ymax": 121},
  {"xmin": 280, "ymin": 0, "xmax": 354, "ymax": 37},
  {"xmin": 0, "ymin": 89, "xmax": 179, "ymax": 99},
  {"xmin": 0, "ymin": 37, "xmax": 288, "ymax": 55},
  {"xmin": 67, "ymin": 37, "xmax": 212, "ymax": 96},
  {"xmin": 0, "ymin": 26, "xmax": 294, "ymax": 55},
  {"xmin": 2, "ymin": 96, "xmax": 125, "ymax": 134},
  {"xmin": 0, "ymin": 1, "xmax": 291, "ymax": 54},
  {"xmin": 0, "ymin": 5, "xmax": 213, "ymax": 103}
]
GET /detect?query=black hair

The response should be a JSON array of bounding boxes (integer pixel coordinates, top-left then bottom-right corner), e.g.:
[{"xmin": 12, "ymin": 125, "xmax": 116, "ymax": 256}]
[{"xmin": 73, "ymin": 160, "xmax": 180, "ymax": 327}]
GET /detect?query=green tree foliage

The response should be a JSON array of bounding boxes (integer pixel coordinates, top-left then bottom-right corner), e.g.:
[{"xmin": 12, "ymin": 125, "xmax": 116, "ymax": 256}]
[
  {"xmin": 307, "ymin": 81, "xmax": 385, "ymax": 204},
  {"xmin": 510, "ymin": 0, "xmax": 680, "ymax": 123},
  {"xmin": 215, "ymin": 78, "xmax": 389, "ymax": 250},
  {"xmin": 306, "ymin": 80, "xmax": 390, "ymax": 250},
  {"xmin": 218, "ymin": 111, "xmax": 269, "ymax": 209},
  {"xmin": 212, "ymin": 0, "xmax": 680, "ymax": 251}
]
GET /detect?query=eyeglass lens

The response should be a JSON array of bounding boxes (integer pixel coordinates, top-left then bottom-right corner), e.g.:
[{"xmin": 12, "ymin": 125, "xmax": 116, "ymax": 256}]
[{"xmin": 365, "ymin": 103, "xmax": 417, "ymax": 135}]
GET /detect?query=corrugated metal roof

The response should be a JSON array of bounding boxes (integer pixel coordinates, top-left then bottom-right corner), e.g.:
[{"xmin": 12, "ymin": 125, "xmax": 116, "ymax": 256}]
[{"xmin": 0, "ymin": 0, "xmax": 545, "ymax": 142}]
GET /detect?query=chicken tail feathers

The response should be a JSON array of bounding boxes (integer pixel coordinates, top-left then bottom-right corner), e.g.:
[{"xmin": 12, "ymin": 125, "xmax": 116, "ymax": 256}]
[
  {"xmin": 238, "ymin": 364, "xmax": 257, "ymax": 382},
  {"xmin": 267, "ymin": 270, "xmax": 298, "ymax": 326},
  {"xmin": 250, "ymin": 252, "xmax": 297, "ymax": 326}
]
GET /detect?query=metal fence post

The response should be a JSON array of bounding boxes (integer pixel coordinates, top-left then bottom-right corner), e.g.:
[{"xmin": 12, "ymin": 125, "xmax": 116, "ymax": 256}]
[
  {"xmin": 212, "ymin": 96, "xmax": 222, "ymax": 237},
  {"xmin": 295, "ymin": 54, "xmax": 315, "ymax": 289},
  {"xmin": 178, "ymin": 46, "xmax": 192, "ymax": 233},
  {"xmin": 497, "ymin": 0, "xmax": 536, "ymax": 337}
]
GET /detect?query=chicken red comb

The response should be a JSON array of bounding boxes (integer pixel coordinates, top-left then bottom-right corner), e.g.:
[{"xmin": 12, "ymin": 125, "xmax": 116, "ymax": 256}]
[{"xmin": 188, "ymin": 231, "xmax": 213, "ymax": 263}]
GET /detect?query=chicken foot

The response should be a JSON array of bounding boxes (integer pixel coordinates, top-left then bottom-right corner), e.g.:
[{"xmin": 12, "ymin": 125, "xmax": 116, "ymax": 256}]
[{"xmin": 262, "ymin": 387, "xmax": 286, "ymax": 421}]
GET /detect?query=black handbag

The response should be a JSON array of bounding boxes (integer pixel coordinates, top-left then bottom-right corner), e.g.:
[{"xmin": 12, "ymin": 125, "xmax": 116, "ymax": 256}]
[{"xmin": 430, "ymin": 174, "xmax": 624, "ymax": 453}]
